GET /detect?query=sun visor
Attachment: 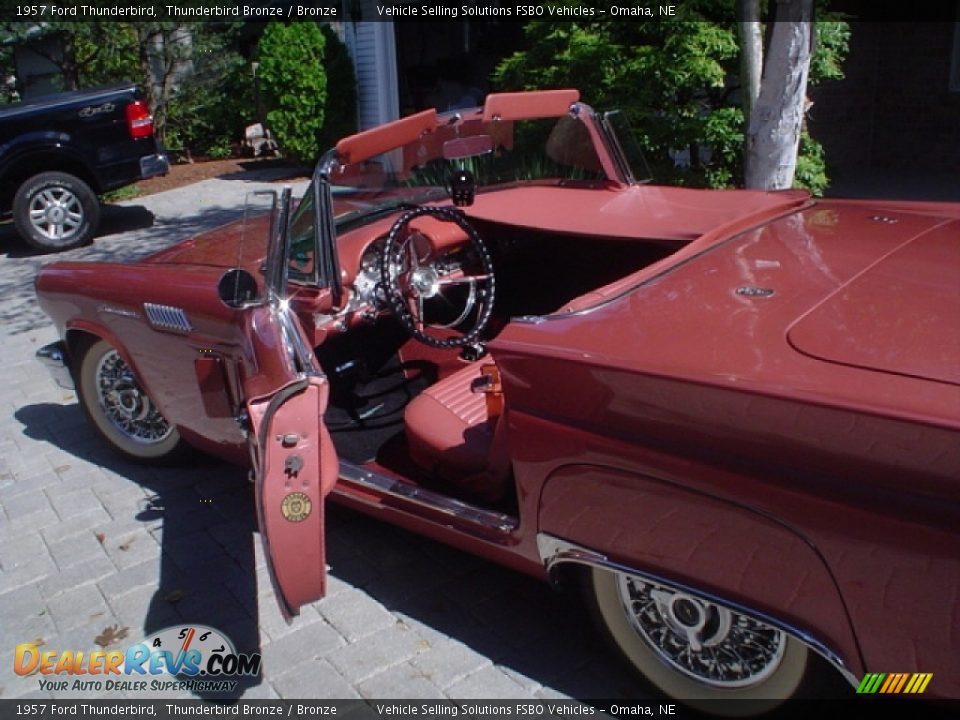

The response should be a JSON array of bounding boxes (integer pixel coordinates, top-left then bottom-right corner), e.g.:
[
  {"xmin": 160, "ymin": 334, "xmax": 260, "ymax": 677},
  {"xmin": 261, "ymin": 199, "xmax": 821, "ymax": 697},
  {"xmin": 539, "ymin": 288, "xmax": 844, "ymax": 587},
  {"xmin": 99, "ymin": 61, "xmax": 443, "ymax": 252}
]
[
  {"xmin": 482, "ymin": 89, "xmax": 580, "ymax": 122},
  {"xmin": 335, "ymin": 109, "xmax": 438, "ymax": 165}
]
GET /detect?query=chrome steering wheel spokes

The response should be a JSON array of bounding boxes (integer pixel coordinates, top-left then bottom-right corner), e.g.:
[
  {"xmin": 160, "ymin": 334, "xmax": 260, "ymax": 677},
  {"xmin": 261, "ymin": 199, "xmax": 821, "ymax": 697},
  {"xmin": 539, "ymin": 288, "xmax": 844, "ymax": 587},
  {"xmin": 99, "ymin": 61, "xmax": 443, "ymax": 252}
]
[
  {"xmin": 617, "ymin": 573, "xmax": 787, "ymax": 689},
  {"xmin": 95, "ymin": 350, "xmax": 174, "ymax": 444},
  {"xmin": 382, "ymin": 205, "xmax": 496, "ymax": 348}
]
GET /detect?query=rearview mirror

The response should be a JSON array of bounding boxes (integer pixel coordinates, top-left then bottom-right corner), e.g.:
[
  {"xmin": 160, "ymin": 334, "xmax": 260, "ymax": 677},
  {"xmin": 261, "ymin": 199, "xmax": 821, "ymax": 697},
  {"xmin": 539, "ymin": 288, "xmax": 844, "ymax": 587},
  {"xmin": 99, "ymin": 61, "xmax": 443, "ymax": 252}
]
[
  {"xmin": 217, "ymin": 268, "xmax": 260, "ymax": 309},
  {"xmin": 442, "ymin": 135, "xmax": 493, "ymax": 160}
]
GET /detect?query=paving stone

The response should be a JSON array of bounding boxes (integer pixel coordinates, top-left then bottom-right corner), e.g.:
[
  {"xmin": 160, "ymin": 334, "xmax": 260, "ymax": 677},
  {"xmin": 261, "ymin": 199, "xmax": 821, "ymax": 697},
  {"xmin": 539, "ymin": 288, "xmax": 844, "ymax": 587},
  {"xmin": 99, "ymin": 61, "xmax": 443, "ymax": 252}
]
[
  {"xmin": 317, "ymin": 588, "xmax": 397, "ymax": 642},
  {"xmin": 40, "ymin": 508, "xmax": 113, "ymax": 545},
  {"xmin": 47, "ymin": 530, "xmax": 109, "ymax": 570},
  {"xmin": 0, "ymin": 585, "xmax": 56, "ymax": 650},
  {"xmin": 0, "ymin": 551, "xmax": 58, "ymax": 591},
  {"xmin": 260, "ymin": 620, "xmax": 344, "ymax": 670},
  {"xmin": 46, "ymin": 584, "xmax": 111, "ymax": 632},
  {"xmin": 326, "ymin": 622, "xmax": 430, "ymax": 684},
  {"xmin": 37, "ymin": 555, "xmax": 116, "ymax": 599},
  {"xmin": 445, "ymin": 664, "xmax": 534, "ymax": 699},
  {"xmin": 257, "ymin": 595, "xmax": 323, "ymax": 642},
  {"xmin": 1, "ymin": 489, "xmax": 53, "ymax": 523},
  {"xmin": 357, "ymin": 662, "xmax": 444, "ymax": 699},
  {"xmin": 0, "ymin": 533, "xmax": 49, "ymax": 572},
  {"xmin": 0, "ymin": 507, "xmax": 61, "ymax": 537},
  {"xmin": 270, "ymin": 659, "xmax": 360, "ymax": 699},
  {"xmin": 102, "ymin": 529, "xmax": 161, "ymax": 570},
  {"xmin": 104, "ymin": 583, "xmax": 162, "ymax": 628},
  {"xmin": 97, "ymin": 559, "xmax": 161, "ymax": 600},
  {"xmin": 410, "ymin": 638, "xmax": 492, "ymax": 690}
]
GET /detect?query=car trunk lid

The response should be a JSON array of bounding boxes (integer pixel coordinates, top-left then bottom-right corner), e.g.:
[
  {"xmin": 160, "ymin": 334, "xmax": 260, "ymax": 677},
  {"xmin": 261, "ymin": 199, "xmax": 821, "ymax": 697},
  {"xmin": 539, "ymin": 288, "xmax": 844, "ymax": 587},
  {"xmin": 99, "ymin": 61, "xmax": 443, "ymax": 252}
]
[{"xmin": 787, "ymin": 219, "xmax": 960, "ymax": 386}]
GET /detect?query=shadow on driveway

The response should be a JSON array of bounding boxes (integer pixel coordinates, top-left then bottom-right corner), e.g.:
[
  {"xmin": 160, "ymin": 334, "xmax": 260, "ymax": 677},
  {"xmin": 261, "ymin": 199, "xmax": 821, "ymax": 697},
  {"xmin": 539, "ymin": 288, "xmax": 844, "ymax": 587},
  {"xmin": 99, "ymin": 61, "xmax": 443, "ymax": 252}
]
[{"xmin": 14, "ymin": 400, "xmax": 642, "ymax": 700}]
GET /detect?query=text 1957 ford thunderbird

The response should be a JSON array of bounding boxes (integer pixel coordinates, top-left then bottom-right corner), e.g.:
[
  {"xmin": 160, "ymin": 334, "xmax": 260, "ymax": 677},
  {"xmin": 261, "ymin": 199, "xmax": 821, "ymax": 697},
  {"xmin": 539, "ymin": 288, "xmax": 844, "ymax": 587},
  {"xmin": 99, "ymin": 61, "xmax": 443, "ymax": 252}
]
[{"xmin": 34, "ymin": 90, "xmax": 959, "ymax": 710}]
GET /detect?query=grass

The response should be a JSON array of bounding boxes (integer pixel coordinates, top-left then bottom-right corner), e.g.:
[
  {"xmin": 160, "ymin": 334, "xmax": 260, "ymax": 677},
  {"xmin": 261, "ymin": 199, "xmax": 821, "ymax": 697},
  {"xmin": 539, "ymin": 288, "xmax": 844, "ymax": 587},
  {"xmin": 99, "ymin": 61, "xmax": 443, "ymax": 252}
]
[{"xmin": 101, "ymin": 185, "xmax": 144, "ymax": 203}]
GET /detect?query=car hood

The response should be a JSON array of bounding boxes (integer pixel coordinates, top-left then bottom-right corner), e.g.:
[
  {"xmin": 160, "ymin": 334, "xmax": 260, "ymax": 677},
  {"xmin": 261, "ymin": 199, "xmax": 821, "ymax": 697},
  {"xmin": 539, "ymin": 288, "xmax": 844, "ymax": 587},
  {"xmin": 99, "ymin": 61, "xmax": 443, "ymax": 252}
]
[{"xmin": 145, "ymin": 214, "xmax": 271, "ymax": 271}]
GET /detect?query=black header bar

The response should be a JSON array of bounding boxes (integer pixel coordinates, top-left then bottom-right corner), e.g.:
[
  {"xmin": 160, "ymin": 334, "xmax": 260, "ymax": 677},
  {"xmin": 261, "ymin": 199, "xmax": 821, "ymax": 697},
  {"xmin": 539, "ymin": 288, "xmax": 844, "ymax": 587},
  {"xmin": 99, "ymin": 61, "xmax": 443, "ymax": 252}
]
[{"xmin": 0, "ymin": 1, "xmax": 957, "ymax": 24}]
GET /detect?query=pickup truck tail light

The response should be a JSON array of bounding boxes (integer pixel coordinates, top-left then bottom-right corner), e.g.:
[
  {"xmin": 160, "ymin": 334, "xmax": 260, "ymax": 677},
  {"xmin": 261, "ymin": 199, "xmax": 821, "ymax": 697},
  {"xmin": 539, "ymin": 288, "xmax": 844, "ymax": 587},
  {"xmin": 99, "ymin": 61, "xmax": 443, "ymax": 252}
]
[{"xmin": 126, "ymin": 100, "xmax": 154, "ymax": 139}]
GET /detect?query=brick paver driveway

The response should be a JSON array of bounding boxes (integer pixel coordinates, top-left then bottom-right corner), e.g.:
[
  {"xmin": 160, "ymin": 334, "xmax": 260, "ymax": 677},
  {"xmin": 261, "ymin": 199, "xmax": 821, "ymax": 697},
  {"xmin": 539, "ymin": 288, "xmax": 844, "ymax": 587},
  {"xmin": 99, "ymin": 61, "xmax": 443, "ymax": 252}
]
[{"xmin": 0, "ymin": 171, "xmax": 640, "ymax": 702}]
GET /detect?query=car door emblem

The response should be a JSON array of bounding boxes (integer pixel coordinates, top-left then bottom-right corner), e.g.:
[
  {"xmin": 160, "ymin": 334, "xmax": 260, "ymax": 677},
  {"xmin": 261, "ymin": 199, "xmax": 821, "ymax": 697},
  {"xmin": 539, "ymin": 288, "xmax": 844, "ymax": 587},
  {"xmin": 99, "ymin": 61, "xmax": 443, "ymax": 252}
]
[{"xmin": 280, "ymin": 492, "xmax": 312, "ymax": 522}]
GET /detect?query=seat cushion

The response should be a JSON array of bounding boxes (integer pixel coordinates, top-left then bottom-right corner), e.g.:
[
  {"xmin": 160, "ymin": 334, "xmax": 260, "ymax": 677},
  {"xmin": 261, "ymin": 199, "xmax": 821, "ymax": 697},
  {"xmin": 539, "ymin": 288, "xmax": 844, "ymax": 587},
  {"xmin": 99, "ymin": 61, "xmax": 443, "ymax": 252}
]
[{"xmin": 404, "ymin": 361, "xmax": 494, "ymax": 480}]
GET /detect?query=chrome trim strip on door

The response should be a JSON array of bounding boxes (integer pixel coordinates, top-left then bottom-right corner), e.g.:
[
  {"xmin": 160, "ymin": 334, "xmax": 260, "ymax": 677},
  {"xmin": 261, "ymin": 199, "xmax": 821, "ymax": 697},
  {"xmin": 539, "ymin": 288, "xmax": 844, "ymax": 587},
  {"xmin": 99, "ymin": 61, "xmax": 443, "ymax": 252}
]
[
  {"xmin": 338, "ymin": 461, "xmax": 518, "ymax": 535},
  {"xmin": 536, "ymin": 533, "xmax": 860, "ymax": 690}
]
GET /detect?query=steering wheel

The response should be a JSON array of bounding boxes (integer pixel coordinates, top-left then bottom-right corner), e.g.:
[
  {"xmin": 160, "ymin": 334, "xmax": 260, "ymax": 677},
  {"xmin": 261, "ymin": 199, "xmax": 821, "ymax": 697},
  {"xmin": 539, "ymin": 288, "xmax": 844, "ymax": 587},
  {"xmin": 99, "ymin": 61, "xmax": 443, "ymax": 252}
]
[{"xmin": 380, "ymin": 206, "xmax": 496, "ymax": 348}]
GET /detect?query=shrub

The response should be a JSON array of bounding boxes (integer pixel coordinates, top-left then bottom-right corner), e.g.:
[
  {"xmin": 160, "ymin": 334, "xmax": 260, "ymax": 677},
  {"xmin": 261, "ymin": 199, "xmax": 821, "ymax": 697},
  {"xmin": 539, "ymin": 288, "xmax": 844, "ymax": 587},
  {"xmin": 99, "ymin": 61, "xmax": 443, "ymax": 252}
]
[{"xmin": 257, "ymin": 23, "xmax": 328, "ymax": 164}]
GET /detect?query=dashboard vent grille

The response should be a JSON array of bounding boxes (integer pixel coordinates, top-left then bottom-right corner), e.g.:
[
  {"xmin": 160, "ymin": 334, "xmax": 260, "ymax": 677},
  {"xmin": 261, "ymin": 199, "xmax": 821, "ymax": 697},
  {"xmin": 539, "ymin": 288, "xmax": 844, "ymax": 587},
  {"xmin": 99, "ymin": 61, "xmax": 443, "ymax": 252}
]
[{"xmin": 143, "ymin": 303, "xmax": 193, "ymax": 334}]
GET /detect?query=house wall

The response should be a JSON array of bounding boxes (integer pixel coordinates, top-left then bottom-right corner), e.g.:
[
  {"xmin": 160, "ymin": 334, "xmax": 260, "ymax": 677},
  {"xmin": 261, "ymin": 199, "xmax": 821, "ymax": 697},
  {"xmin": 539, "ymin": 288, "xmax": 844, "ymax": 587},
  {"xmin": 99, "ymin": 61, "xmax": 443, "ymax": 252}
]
[
  {"xmin": 810, "ymin": 22, "xmax": 960, "ymax": 176},
  {"xmin": 339, "ymin": 11, "xmax": 399, "ymax": 130}
]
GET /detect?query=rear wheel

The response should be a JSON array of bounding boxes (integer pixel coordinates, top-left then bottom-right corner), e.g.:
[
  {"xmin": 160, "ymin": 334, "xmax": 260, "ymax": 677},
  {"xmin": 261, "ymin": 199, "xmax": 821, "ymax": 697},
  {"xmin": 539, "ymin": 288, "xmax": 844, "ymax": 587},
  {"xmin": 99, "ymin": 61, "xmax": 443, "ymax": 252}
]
[
  {"xmin": 13, "ymin": 171, "xmax": 100, "ymax": 252},
  {"xmin": 586, "ymin": 567, "xmax": 810, "ymax": 715},
  {"xmin": 76, "ymin": 339, "xmax": 185, "ymax": 462}
]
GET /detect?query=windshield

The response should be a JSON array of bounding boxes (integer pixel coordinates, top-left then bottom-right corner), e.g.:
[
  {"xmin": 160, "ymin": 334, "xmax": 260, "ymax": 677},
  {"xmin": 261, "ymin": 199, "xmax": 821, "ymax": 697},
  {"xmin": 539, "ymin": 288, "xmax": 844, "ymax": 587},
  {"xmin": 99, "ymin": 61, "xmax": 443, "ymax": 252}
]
[
  {"xmin": 326, "ymin": 113, "xmax": 627, "ymax": 229},
  {"xmin": 281, "ymin": 104, "xmax": 650, "ymax": 291}
]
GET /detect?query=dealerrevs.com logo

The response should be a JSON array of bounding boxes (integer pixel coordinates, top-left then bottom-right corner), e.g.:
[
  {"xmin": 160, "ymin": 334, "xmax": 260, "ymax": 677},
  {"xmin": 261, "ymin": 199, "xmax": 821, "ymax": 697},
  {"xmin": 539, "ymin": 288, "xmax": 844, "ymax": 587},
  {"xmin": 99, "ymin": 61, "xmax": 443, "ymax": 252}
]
[{"xmin": 14, "ymin": 625, "xmax": 260, "ymax": 693}]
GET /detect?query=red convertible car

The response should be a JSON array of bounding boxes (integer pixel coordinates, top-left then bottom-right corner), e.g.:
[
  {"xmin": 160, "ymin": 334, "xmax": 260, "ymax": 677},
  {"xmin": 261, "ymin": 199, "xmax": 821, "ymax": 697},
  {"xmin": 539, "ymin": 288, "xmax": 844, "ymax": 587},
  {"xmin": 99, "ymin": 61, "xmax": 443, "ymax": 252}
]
[{"xmin": 34, "ymin": 90, "xmax": 959, "ymax": 709}]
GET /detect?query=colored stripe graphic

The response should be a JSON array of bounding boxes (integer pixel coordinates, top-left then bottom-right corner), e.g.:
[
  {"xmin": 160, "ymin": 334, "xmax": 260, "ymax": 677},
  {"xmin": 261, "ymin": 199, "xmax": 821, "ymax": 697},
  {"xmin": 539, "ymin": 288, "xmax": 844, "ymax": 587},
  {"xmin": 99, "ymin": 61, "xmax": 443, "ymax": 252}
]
[{"xmin": 857, "ymin": 672, "xmax": 932, "ymax": 694}]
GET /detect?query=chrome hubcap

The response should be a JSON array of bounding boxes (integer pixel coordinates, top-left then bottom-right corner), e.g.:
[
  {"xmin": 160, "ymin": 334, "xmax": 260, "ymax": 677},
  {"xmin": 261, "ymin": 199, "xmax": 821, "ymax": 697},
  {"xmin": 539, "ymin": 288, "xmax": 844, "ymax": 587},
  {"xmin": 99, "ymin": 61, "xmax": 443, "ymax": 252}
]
[
  {"xmin": 95, "ymin": 350, "xmax": 173, "ymax": 444},
  {"xmin": 28, "ymin": 187, "xmax": 83, "ymax": 244},
  {"xmin": 617, "ymin": 574, "xmax": 786, "ymax": 688}
]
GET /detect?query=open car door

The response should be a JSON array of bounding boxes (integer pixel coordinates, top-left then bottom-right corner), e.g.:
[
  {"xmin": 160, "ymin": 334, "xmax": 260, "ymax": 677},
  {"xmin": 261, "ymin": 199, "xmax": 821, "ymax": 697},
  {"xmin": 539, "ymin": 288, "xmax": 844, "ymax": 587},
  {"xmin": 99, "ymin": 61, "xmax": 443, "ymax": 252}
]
[
  {"xmin": 231, "ymin": 183, "xmax": 339, "ymax": 619},
  {"xmin": 242, "ymin": 304, "xmax": 337, "ymax": 619}
]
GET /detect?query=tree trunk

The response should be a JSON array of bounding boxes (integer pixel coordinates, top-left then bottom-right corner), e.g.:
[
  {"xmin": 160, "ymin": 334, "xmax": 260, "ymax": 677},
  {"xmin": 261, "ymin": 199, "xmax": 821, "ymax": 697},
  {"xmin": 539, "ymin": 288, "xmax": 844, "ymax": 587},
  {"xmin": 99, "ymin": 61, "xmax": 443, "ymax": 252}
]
[
  {"xmin": 744, "ymin": 0, "xmax": 813, "ymax": 190},
  {"xmin": 737, "ymin": 0, "xmax": 763, "ymax": 121}
]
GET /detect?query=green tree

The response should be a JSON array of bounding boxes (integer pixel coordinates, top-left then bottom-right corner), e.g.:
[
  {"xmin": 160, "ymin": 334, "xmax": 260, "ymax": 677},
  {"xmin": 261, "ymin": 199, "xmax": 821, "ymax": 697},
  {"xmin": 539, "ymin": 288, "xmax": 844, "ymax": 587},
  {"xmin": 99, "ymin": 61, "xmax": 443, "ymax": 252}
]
[
  {"xmin": 257, "ymin": 23, "xmax": 328, "ymax": 164},
  {"xmin": 0, "ymin": 20, "xmax": 251, "ymax": 154},
  {"xmin": 493, "ymin": 0, "xmax": 848, "ymax": 193}
]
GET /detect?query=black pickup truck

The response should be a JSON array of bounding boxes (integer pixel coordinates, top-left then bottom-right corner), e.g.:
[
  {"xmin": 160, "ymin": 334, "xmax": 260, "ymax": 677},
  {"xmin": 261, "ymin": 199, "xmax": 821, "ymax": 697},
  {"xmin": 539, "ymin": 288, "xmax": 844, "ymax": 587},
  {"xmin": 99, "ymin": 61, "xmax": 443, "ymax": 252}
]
[{"xmin": 0, "ymin": 84, "xmax": 168, "ymax": 252}]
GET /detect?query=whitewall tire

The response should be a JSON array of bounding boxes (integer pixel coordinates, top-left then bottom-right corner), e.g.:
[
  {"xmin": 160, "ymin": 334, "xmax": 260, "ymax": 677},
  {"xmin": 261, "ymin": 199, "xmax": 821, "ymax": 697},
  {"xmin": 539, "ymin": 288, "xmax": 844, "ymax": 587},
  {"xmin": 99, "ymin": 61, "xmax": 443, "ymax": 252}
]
[
  {"xmin": 587, "ymin": 567, "xmax": 810, "ymax": 715},
  {"xmin": 77, "ymin": 339, "xmax": 185, "ymax": 462}
]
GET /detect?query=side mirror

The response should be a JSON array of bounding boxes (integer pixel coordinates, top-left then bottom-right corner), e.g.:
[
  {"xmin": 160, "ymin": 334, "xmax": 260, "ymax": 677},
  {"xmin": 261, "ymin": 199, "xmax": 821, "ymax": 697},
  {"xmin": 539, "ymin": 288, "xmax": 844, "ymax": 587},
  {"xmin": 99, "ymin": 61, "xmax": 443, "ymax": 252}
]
[{"xmin": 217, "ymin": 268, "xmax": 260, "ymax": 309}]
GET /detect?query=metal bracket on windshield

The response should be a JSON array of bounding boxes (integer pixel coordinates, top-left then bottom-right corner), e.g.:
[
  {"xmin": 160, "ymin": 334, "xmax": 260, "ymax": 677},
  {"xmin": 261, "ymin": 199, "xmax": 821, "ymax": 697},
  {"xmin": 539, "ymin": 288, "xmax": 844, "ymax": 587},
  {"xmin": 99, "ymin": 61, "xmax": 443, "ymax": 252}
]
[{"xmin": 263, "ymin": 186, "xmax": 293, "ymax": 300}]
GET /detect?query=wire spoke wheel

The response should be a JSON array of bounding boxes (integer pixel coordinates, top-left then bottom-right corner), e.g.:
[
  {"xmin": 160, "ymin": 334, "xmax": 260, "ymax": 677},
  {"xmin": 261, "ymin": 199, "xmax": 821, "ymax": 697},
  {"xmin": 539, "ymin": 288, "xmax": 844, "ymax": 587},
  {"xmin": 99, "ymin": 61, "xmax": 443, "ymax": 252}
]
[
  {"xmin": 617, "ymin": 574, "xmax": 787, "ymax": 688},
  {"xmin": 77, "ymin": 339, "xmax": 184, "ymax": 462},
  {"xmin": 587, "ymin": 567, "xmax": 811, "ymax": 715},
  {"xmin": 94, "ymin": 350, "xmax": 174, "ymax": 444}
]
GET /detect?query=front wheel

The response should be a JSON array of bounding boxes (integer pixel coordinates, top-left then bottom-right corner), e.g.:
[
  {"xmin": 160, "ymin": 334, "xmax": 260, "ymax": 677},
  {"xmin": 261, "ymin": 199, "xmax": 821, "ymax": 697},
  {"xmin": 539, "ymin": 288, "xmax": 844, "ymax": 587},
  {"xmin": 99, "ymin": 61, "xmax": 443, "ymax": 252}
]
[
  {"xmin": 76, "ymin": 339, "xmax": 185, "ymax": 462},
  {"xmin": 586, "ymin": 567, "xmax": 810, "ymax": 715},
  {"xmin": 13, "ymin": 171, "xmax": 100, "ymax": 252}
]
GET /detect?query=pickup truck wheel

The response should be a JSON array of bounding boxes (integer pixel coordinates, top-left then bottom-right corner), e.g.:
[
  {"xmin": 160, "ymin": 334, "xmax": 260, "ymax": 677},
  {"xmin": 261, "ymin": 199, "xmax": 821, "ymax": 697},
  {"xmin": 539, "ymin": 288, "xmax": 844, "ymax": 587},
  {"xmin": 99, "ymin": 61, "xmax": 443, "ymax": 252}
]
[
  {"xmin": 13, "ymin": 171, "xmax": 100, "ymax": 252},
  {"xmin": 587, "ymin": 567, "xmax": 809, "ymax": 715},
  {"xmin": 77, "ymin": 339, "xmax": 185, "ymax": 462}
]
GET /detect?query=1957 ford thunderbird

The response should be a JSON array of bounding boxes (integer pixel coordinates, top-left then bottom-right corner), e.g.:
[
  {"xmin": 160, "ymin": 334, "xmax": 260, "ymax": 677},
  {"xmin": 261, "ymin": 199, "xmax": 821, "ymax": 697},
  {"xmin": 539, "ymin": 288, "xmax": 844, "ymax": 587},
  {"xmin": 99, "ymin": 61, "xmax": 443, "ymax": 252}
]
[{"xmin": 34, "ymin": 90, "xmax": 960, "ymax": 709}]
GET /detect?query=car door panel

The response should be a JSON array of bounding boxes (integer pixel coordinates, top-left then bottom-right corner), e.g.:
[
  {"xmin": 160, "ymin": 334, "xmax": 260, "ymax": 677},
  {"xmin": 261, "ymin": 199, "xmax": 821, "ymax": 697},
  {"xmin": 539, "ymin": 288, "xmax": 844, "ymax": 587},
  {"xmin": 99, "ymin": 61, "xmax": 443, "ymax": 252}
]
[{"xmin": 247, "ymin": 374, "xmax": 335, "ymax": 618}]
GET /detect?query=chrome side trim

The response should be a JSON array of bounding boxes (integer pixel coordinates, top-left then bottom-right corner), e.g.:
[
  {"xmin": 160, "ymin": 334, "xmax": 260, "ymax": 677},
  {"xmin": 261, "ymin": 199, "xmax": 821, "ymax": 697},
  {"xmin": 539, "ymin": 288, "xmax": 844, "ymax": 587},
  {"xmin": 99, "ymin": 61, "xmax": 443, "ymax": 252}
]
[
  {"xmin": 36, "ymin": 341, "xmax": 74, "ymax": 391},
  {"xmin": 143, "ymin": 303, "xmax": 192, "ymax": 334},
  {"xmin": 339, "ymin": 461, "xmax": 518, "ymax": 535},
  {"xmin": 536, "ymin": 533, "xmax": 860, "ymax": 690},
  {"xmin": 97, "ymin": 304, "xmax": 139, "ymax": 319}
]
